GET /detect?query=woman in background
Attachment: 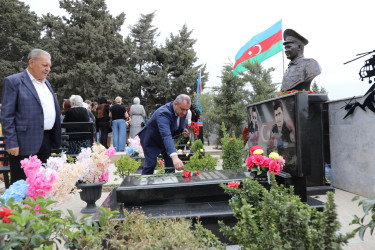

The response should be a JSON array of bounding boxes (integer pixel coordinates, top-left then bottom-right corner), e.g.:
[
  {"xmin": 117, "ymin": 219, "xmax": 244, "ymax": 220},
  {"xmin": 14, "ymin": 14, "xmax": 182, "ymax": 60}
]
[
  {"xmin": 110, "ymin": 96, "xmax": 129, "ymax": 152},
  {"xmin": 61, "ymin": 99, "xmax": 72, "ymax": 123},
  {"xmin": 129, "ymin": 97, "xmax": 146, "ymax": 139},
  {"xmin": 63, "ymin": 95, "xmax": 90, "ymax": 154},
  {"xmin": 96, "ymin": 96, "xmax": 111, "ymax": 148}
]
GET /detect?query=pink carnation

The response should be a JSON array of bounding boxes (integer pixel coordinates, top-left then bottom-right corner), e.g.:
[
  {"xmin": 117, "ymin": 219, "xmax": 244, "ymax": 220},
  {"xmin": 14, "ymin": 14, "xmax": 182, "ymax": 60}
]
[
  {"xmin": 252, "ymin": 154, "xmax": 265, "ymax": 166},
  {"xmin": 105, "ymin": 147, "xmax": 116, "ymax": 157},
  {"xmin": 268, "ymin": 159, "xmax": 281, "ymax": 175},
  {"xmin": 246, "ymin": 156, "xmax": 254, "ymax": 169},
  {"xmin": 262, "ymin": 157, "xmax": 271, "ymax": 168},
  {"xmin": 277, "ymin": 155, "xmax": 285, "ymax": 169}
]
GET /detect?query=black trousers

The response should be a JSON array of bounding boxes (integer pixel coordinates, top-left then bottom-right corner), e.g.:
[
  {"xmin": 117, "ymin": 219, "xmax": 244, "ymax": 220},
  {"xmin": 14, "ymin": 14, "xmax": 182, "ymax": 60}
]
[{"xmin": 9, "ymin": 130, "xmax": 52, "ymax": 184}]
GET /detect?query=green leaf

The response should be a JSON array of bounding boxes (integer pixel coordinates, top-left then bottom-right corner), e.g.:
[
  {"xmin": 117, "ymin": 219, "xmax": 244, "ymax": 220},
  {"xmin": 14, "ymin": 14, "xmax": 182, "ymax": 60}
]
[
  {"xmin": 359, "ymin": 226, "xmax": 367, "ymax": 240},
  {"xmin": 352, "ymin": 195, "xmax": 360, "ymax": 202}
]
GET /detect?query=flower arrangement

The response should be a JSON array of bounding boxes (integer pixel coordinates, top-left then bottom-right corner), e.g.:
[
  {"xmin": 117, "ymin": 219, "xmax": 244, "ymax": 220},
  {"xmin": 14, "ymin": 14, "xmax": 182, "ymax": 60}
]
[
  {"xmin": 0, "ymin": 143, "xmax": 115, "ymax": 204},
  {"xmin": 246, "ymin": 145, "xmax": 285, "ymax": 176},
  {"xmin": 76, "ymin": 143, "xmax": 115, "ymax": 184},
  {"xmin": 277, "ymin": 89, "xmax": 315, "ymax": 97},
  {"xmin": 126, "ymin": 136, "xmax": 144, "ymax": 157},
  {"xmin": 188, "ymin": 121, "xmax": 200, "ymax": 137}
]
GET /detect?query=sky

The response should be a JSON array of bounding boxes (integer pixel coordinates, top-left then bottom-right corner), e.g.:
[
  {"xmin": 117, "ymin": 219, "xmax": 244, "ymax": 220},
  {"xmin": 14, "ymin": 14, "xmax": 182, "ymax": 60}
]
[{"xmin": 21, "ymin": 0, "xmax": 375, "ymax": 100}]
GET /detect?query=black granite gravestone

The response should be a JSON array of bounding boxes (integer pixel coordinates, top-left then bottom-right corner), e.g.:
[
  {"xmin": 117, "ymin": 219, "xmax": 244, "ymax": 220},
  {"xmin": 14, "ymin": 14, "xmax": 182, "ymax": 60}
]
[{"xmin": 246, "ymin": 92, "xmax": 334, "ymax": 201}]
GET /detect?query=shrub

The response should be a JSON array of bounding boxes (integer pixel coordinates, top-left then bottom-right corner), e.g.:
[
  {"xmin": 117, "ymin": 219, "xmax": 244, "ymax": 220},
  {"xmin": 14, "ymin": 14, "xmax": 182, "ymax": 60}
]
[
  {"xmin": 219, "ymin": 175, "xmax": 355, "ymax": 249},
  {"xmin": 184, "ymin": 152, "xmax": 218, "ymax": 171},
  {"xmin": 220, "ymin": 122, "xmax": 244, "ymax": 169},
  {"xmin": 0, "ymin": 197, "xmax": 225, "ymax": 249},
  {"xmin": 113, "ymin": 154, "xmax": 141, "ymax": 179},
  {"xmin": 191, "ymin": 139, "xmax": 204, "ymax": 156}
]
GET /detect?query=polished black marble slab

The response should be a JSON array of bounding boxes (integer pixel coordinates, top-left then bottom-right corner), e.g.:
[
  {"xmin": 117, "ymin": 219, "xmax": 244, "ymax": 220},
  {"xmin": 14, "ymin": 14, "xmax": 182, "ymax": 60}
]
[{"xmin": 116, "ymin": 169, "xmax": 250, "ymax": 205}]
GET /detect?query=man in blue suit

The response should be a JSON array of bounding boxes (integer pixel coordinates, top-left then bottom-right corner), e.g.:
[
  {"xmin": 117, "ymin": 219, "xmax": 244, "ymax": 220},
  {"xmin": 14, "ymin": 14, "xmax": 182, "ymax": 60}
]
[
  {"xmin": 1, "ymin": 49, "xmax": 61, "ymax": 184},
  {"xmin": 139, "ymin": 94, "xmax": 191, "ymax": 175}
]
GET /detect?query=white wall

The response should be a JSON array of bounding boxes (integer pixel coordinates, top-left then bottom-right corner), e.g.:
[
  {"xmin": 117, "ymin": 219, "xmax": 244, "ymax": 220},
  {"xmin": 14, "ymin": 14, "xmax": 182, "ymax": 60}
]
[{"xmin": 329, "ymin": 96, "xmax": 375, "ymax": 197}]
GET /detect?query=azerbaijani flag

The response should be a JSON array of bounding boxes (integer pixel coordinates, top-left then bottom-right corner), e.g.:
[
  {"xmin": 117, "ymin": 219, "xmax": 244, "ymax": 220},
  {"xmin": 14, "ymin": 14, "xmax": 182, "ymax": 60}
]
[
  {"xmin": 232, "ymin": 20, "xmax": 283, "ymax": 75},
  {"xmin": 196, "ymin": 74, "xmax": 202, "ymax": 112}
]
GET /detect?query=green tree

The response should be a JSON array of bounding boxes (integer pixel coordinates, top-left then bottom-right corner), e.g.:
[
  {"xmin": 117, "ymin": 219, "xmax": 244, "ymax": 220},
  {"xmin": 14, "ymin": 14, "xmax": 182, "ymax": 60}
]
[
  {"xmin": 211, "ymin": 63, "xmax": 250, "ymax": 137},
  {"xmin": 241, "ymin": 61, "xmax": 278, "ymax": 103},
  {"xmin": 129, "ymin": 12, "xmax": 159, "ymax": 106},
  {"xmin": 0, "ymin": 0, "xmax": 41, "ymax": 100},
  {"xmin": 311, "ymin": 81, "xmax": 328, "ymax": 94},
  {"xmin": 39, "ymin": 0, "xmax": 132, "ymax": 103}
]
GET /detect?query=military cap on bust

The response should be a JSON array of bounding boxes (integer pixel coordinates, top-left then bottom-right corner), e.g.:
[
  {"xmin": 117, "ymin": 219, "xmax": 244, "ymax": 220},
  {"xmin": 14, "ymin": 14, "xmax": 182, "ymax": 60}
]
[{"xmin": 283, "ymin": 29, "xmax": 309, "ymax": 46}]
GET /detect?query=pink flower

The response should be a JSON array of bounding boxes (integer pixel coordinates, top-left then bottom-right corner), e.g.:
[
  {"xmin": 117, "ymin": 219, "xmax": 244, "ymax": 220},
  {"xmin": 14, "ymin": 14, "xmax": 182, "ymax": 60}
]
[
  {"xmin": 105, "ymin": 147, "xmax": 116, "ymax": 157},
  {"xmin": 277, "ymin": 155, "xmax": 285, "ymax": 169},
  {"xmin": 268, "ymin": 159, "xmax": 281, "ymax": 175},
  {"xmin": 196, "ymin": 170, "xmax": 200, "ymax": 175},
  {"xmin": 246, "ymin": 156, "xmax": 254, "ymax": 169},
  {"xmin": 250, "ymin": 145, "xmax": 263, "ymax": 155},
  {"xmin": 252, "ymin": 154, "xmax": 265, "ymax": 166},
  {"xmin": 230, "ymin": 138, "xmax": 234, "ymax": 141},
  {"xmin": 262, "ymin": 157, "xmax": 271, "ymax": 168},
  {"xmin": 98, "ymin": 171, "xmax": 109, "ymax": 182},
  {"xmin": 228, "ymin": 181, "xmax": 240, "ymax": 188},
  {"xmin": 158, "ymin": 159, "xmax": 164, "ymax": 166},
  {"xmin": 21, "ymin": 156, "xmax": 42, "ymax": 178}
]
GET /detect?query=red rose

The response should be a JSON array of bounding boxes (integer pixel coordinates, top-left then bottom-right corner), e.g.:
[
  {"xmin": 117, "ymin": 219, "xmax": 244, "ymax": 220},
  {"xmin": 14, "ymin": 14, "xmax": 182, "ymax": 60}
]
[
  {"xmin": 292, "ymin": 89, "xmax": 297, "ymax": 93},
  {"xmin": 228, "ymin": 181, "xmax": 240, "ymax": 188},
  {"xmin": 183, "ymin": 170, "xmax": 192, "ymax": 178},
  {"xmin": 288, "ymin": 91, "xmax": 291, "ymax": 94},
  {"xmin": 196, "ymin": 170, "xmax": 200, "ymax": 175},
  {"xmin": 278, "ymin": 94, "xmax": 281, "ymax": 97},
  {"xmin": 250, "ymin": 145, "xmax": 263, "ymax": 155},
  {"xmin": 230, "ymin": 138, "xmax": 234, "ymax": 141}
]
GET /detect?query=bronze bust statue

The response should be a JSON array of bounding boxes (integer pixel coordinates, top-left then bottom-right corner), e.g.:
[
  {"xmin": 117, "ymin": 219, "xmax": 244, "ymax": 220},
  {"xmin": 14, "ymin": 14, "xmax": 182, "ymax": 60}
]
[{"xmin": 280, "ymin": 29, "xmax": 321, "ymax": 91}]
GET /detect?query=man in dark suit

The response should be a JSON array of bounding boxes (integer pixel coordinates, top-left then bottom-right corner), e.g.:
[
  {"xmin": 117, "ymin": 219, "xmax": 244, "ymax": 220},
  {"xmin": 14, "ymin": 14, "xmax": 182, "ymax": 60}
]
[
  {"xmin": 139, "ymin": 94, "xmax": 191, "ymax": 175},
  {"xmin": 1, "ymin": 49, "xmax": 61, "ymax": 183}
]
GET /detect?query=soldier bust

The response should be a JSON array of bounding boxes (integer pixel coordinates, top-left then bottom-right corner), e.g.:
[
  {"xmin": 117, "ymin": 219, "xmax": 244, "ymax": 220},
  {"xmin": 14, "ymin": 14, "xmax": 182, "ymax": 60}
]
[{"xmin": 280, "ymin": 29, "xmax": 321, "ymax": 91}]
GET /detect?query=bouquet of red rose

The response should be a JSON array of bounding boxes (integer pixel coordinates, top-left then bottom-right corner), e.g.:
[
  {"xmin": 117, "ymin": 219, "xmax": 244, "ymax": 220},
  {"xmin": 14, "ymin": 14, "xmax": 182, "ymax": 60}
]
[{"xmin": 246, "ymin": 145, "xmax": 285, "ymax": 176}]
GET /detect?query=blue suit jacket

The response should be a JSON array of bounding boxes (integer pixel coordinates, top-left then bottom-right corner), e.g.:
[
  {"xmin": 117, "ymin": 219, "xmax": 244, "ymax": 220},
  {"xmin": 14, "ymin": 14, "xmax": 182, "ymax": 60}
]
[
  {"xmin": 1, "ymin": 70, "xmax": 61, "ymax": 155},
  {"xmin": 138, "ymin": 101, "xmax": 186, "ymax": 158}
]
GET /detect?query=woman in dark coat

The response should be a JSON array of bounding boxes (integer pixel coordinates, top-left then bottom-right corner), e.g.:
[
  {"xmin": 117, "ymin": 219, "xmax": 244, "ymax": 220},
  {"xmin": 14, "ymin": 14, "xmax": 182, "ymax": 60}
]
[
  {"xmin": 96, "ymin": 96, "xmax": 111, "ymax": 148},
  {"xmin": 63, "ymin": 95, "xmax": 90, "ymax": 154}
]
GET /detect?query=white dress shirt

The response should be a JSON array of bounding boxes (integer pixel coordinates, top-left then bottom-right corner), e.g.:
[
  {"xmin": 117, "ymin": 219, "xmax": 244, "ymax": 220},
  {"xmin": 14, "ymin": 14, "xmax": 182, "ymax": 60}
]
[{"xmin": 26, "ymin": 69, "xmax": 56, "ymax": 130}]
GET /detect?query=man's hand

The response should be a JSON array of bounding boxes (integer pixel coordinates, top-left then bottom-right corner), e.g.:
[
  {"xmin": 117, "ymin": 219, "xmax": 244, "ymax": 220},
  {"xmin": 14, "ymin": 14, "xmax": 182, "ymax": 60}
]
[
  {"xmin": 7, "ymin": 147, "xmax": 19, "ymax": 156},
  {"xmin": 171, "ymin": 155, "xmax": 184, "ymax": 171},
  {"xmin": 182, "ymin": 128, "xmax": 190, "ymax": 138}
]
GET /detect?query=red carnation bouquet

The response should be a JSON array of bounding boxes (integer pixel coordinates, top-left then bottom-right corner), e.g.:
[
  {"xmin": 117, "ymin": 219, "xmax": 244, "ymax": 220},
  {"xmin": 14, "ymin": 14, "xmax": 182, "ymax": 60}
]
[{"xmin": 188, "ymin": 122, "xmax": 199, "ymax": 137}]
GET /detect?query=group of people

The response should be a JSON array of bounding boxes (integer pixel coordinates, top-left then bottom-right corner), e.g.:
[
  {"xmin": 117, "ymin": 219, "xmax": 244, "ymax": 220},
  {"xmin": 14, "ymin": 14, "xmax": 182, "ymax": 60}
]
[{"xmin": 61, "ymin": 94, "xmax": 147, "ymax": 153}]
